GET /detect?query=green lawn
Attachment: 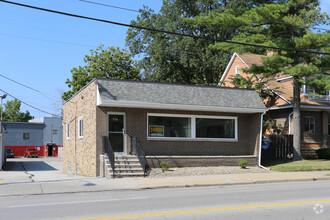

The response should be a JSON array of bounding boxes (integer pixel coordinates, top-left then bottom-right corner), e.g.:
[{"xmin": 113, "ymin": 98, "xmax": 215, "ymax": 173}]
[{"xmin": 262, "ymin": 159, "xmax": 330, "ymax": 172}]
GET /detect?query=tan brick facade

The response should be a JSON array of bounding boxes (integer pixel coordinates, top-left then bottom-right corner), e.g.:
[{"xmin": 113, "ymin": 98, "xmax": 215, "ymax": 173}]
[{"xmin": 63, "ymin": 81, "xmax": 98, "ymax": 177}]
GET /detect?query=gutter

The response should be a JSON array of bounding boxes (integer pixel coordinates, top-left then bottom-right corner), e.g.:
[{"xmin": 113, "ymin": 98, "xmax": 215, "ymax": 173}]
[
  {"xmin": 258, "ymin": 111, "xmax": 270, "ymax": 170},
  {"xmin": 288, "ymin": 112, "xmax": 293, "ymax": 134}
]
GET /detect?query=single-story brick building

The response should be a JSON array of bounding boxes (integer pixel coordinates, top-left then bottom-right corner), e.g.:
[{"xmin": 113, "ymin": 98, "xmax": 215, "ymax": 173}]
[{"xmin": 63, "ymin": 78, "xmax": 266, "ymax": 177}]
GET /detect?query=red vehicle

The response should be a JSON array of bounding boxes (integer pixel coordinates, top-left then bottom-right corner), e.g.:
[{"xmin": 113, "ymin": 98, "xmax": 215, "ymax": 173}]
[{"xmin": 24, "ymin": 149, "xmax": 38, "ymax": 158}]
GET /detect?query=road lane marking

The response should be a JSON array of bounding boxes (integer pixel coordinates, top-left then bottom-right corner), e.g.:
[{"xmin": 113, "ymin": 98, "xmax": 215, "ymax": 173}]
[
  {"xmin": 9, "ymin": 197, "xmax": 149, "ymax": 208},
  {"xmin": 75, "ymin": 199, "xmax": 330, "ymax": 220}
]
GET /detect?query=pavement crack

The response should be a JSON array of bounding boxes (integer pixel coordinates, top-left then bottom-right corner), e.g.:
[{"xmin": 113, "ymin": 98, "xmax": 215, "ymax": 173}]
[
  {"xmin": 39, "ymin": 184, "xmax": 44, "ymax": 194},
  {"xmin": 21, "ymin": 162, "xmax": 35, "ymax": 183}
]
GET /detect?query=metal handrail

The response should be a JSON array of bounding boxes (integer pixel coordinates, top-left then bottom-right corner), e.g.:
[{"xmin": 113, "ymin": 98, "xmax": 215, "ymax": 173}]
[
  {"xmin": 131, "ymin": 136, "xmax": 148, "ymax": 176},
  {"xmin": 102, "ymin": 136, "xmax": 115, "ymax": 178}
]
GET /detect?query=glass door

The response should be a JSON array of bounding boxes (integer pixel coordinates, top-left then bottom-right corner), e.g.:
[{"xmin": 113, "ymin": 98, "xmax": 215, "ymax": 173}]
[{"xmin": 108, "ymin": 113, "xmax": 125, "ymax": 153}]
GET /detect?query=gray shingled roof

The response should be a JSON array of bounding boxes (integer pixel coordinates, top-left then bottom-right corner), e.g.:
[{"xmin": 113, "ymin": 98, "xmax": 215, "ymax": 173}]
[{"xmin": 96, "ymin": 78, "xmax": 266, "ymax": 113}]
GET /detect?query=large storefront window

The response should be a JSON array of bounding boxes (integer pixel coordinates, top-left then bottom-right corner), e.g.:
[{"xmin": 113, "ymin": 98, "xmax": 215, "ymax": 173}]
[
  {"xmin": 148, "ymin": 114, "xmax": 237, "ymax": 140},
  {"xmin": 148, "ymin": 116, "xmax": 191, "ymax": 138},
  {"xmin": 196, "ymin": 118, "xmax": 235, "ymax": 138}
]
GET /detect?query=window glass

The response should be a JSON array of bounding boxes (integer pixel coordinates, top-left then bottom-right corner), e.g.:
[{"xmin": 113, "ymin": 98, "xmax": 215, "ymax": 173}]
[
  {"xmin": 23, "ymin": 133, "xmax": 30, "ymax": 140},
  {"xmin": 235, "ymin": 66, "xmax": 239, "ymax": 75},
  {"xmin": 109, "ymin": 115, "xmax": 124, "ymax": 132},
  {"xmin": 304, "ymin": 116, "xmax": 315, "ymax": 134},
  {"xmin": 196, "ymin": 118, "xmax": 235, "ymax": 138},
  {"xmin": 78, "ymin": 117, "xmax": 83, "ymax": 138},
  {"xmin": 53, "ymin": 130, "xmax": 58, "ymax": 135},
  {"xmin": 66, "ymin": 123, "xmax": 70, "ymax": 139},
  {"xmin": 148, "ymin": 116, "xmax": 191, "ymax": 138}
]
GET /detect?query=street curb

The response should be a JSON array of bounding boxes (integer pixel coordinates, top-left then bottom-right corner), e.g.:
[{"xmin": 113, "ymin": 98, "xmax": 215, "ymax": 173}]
[
  {"xmin": 134, "ymin": 176, "xmax": 330, "ymax": 190},
  {"xmin": 1, "ymin": 176, "xmax": 330, "ymax": 197}
]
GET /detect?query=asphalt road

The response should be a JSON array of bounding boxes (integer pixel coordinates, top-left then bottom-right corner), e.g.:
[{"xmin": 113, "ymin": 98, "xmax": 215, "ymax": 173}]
[{"xmin": 0, "ymin": 180, "xmax": 329, "ymax": 220}]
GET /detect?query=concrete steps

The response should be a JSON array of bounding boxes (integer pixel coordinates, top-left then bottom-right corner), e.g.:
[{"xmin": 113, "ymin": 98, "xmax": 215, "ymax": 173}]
[{"xmin": 105, "ymin": 155, "xmax": 145, "ymax": 178}]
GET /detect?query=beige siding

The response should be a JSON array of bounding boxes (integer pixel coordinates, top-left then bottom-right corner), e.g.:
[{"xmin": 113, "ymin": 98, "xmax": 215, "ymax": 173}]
[{"xmin": 62, "ymin": 81, "xmax": 97, "ymax": 177}]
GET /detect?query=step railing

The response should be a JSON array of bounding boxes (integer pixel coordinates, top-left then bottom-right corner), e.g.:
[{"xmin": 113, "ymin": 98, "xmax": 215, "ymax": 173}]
[
  {"xmin": 131, "ymin": 136, "xmax": 149, "ymax": 177},
  {"xmin": 102, "ymin": 136, "xmax": 115, "ymax": 178}
]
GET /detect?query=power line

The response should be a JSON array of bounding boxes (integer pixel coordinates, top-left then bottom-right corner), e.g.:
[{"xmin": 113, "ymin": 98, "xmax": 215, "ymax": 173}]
[
  {"xmin": 0, "ymin": 0, "xmax": 329, "ymax": 55},
  {"xmin": 0, "ymin": 88, "xmax": 60, "ymax": 116},
  {"xmin": 0, "ymin": 74, "xmax": 60, "ymax": 102},
  {"xmin": 79, "ymin": 0, "xmax": 330, "ymax": 32},
  {"xmin": 0, "ymin": 32, "xmax": 96, "ymax": 48},
  {"xmin": 79, "ymin": 0, "xmax": 140, "ymax": 13}
]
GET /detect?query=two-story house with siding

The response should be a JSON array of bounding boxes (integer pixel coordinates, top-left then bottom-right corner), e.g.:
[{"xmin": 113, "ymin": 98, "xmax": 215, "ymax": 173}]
[{"xmin": 220, "ymin": 52, "xmax": 330, "ymax": 155}]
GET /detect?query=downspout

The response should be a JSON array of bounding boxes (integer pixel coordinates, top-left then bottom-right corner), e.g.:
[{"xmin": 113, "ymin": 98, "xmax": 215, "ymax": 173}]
[
  {"xmin": 288, "ymin": 112, "xmax": 293, "ymax": 134},
  {"xmin": 258, "ymin": 111, "xmax": 270, "ymax": 170}
]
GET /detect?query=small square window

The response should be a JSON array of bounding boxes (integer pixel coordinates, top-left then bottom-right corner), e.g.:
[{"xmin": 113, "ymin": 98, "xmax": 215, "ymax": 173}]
[
  {"xmin": 53, "ymin": 130, "xmax": 58, "ymax": 135},
  {"xmin": 23, "ymin": 133, "xmax": 30, "ymax": 140}
]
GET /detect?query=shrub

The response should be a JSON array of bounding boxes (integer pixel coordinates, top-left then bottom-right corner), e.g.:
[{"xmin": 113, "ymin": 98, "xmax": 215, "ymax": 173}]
[
  {"xmin": 239, "ymin": 160, "xmax": 248, "ymax": 168},
  {"xmin": 160, "ymin": 162, "xmax": 170, "ymax": 171},
  {"xmin": 316, "ymin": 148, "xmax": 330, "ymax": 159},
  {"xmin": 303, "ymin": 154, "xmax": 317, "ymax": 160}
]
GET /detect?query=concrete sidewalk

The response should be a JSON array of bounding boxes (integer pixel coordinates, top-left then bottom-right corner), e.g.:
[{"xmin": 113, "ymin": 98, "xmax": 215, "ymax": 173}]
[{"xmin": 1, "ymin": 169, "xmax": 330, "ymax": 197}]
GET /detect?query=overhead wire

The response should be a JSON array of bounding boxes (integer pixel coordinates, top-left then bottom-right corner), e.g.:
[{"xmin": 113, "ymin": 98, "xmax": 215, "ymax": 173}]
[
  {"xmin": 0, "ymin": 88, "xmax": 60, "ymax": 117},
  {"xmin": 78, "ymin": 0, "xmax": 140, "ymax": 13},
  {"xmin": 78, "ymin": 0, "xmax": 330, "ymax": 32},
  {"xmin": 0, "ymin": 74, "xmax": 60, "ymax": 102},
  {"xmin": 0, "ymin": 0, "xmax": 328, "ymax": 55},
  {"xmin": 0, "ymin": 32, "xmax": 96, "ymax": 48}
]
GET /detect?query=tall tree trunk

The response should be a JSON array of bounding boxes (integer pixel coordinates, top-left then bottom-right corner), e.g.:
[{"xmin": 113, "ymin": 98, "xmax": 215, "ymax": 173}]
[{"xmin": 293, "ymin": 76, "xmax": 302, "ymax": 161}]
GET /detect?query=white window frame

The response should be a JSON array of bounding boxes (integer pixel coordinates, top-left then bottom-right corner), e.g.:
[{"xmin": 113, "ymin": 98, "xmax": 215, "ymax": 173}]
[
  {"xmin": 304, "ymin": 116, "xmax": 315, "ymax": 134},
  {"xmin": 235, "ymin": 66, "xmax": 239, "ymax": 75},
  {"xmin": 147, "ymin": 113, "xmax": 238, "ymax": 141},
  {"xmin": 66, "ymin": 122, "xmax": 70, "ymax": 139},
  {"xmin": 78, "ymin": 117, "xmax": 83, "ymax": 138},
  {"xmin": 305, "ymin": 85, "xmax": 330, "ymax": 101}
]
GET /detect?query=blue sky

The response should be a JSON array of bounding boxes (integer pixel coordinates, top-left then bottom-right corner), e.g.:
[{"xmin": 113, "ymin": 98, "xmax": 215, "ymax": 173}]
[{"xmin": 0, "ymin": 0, "xmax": 329, "ymax": 118}]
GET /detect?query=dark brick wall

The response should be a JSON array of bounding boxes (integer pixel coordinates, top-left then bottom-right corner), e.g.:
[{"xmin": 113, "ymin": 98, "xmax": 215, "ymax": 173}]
[
  {"xmin": 97, "ymin": 107, "xmax": 262, "ymax": 157},
  {"xmin": 266, "ymin": 108, "xmax": 292, "ymax": 134},
  {"xmin": 147, "ymin": 156, "xmax": 258, "ymax": 168},
  {"xmin": 301, "ymin": 111, "xmax": 323, "ymax": 144}
]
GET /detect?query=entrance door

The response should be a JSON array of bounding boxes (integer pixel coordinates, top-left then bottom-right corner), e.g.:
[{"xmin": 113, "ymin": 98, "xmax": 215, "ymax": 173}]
[
  {"xmin": 108, "ymin": 113, "xmax": 125, "ymax": 153},
  {"xmin": 48, "ymin": 145, "xmax": 53, "ymax": 156}
]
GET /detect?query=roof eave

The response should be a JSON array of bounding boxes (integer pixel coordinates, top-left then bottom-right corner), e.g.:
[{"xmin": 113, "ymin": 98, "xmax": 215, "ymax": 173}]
[
  {"xmin": 269, "ymin": 104, "xmax": 330, "ymax": 111},
  {"xmin": 98, "ymin": 100, "xmax": 266, "ymax": 114}
]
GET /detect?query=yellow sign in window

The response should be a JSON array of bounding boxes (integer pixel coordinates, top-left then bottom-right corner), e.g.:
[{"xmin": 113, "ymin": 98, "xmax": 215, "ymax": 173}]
[{"xmin": 149, "ymin": 125, "xmax": 164, "ymax": 137}]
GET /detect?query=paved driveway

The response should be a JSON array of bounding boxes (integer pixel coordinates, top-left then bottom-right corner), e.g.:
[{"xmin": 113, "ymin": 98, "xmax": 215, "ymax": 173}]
[
  {"xmin": 3, "ymin": 157, "xmax": 63, "ymax": 171},
  {"xmin": 1, "ymin": 157, "xmax": 65, "ymax": 183}
]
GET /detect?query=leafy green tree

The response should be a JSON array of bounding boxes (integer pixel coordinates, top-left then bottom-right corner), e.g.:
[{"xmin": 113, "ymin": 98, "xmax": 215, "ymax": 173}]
[
  {"xmin": 2, "ymin": 99, "xmax": 33, "ymax": 122},
  {"xmin": 126, "ymin": 0, "xmax": 272, "ymax": 85},
  {"xmin": 62, "ymin": 45, "xmax": 141, "ymax": 101},
  {"xmin": 192, "ymin": 0, "xmax": 329, "ymax": 160}
]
